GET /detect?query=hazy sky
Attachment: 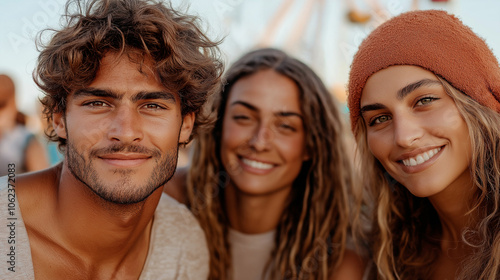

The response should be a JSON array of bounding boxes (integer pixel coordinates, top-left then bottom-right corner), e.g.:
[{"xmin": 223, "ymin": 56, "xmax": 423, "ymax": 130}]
[{"xmin": 1, "ymin": 0, "xmax": 499, "ymax": 115}]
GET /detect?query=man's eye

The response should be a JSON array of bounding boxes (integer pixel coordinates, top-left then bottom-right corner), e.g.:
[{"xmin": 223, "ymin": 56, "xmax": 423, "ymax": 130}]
[
  {"xmin": 84, "ymin": 101, "xmax": 109, "ymax": 107},
  {"xmin": 144, "ymin": 104, "xmax": 164, "ymax": 109}
]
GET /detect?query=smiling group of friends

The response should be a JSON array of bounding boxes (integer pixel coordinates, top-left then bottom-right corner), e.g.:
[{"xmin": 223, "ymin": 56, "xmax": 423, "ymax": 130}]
[{"xmin": 0, "ymin": 0, "xmax": 498, "ymax": 279}]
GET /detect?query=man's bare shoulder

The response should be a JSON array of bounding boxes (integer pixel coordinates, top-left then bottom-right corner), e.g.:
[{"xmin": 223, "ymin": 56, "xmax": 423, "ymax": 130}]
[
  {"xmin": 16, "ymin": 163, "xmax": 62, "ymax": 197},
  {"xmin": 17, "ymin": 164, "xmax": 61, "ymax": 189},
  {"xmin": 15, "ymin": 164, "xmax": 61, "ymax": 219}
]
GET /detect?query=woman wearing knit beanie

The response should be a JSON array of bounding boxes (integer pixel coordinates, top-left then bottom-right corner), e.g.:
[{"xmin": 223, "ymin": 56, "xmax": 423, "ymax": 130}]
[{"xmin": 348, "ymin": 10, "xmax": 500, "ymax": 280}]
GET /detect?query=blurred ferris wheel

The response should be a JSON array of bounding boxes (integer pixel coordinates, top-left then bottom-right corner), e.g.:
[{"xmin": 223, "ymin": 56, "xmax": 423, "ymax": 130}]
[{"xmin": 216, "ymin": 0, "xmax": 457, "ymax": 103}]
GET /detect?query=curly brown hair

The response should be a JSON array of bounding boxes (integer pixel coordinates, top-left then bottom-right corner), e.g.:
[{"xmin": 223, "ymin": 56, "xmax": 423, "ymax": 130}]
[
  {"xmin": 34, "ymin": 0, "xmax": 223, "ymax": 149},
  {"xmin": 187, "ymin": 48, "xmax": 358, "ymax": 280}
]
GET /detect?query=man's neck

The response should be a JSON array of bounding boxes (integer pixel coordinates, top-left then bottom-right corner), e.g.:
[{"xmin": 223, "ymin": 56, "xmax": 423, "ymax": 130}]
[
  {"xmin": 55, "ymin": 162, "xmax": 161, "ymax": 258},
  {"xmin": 18, "ymin": 163, "xmax": 162, "ymax": 279}
]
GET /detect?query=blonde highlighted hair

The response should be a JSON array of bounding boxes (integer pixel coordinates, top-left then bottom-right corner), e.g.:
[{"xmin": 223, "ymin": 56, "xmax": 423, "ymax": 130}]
[{"xmin": 355, "ymin": 76, "xmax": 500, "ymax": 280}]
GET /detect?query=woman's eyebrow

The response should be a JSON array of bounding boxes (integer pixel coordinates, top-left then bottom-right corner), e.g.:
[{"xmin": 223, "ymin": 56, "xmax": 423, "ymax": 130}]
[
  {"xmin": 360, "ymin": 103, "xmax": 386, "ymax": 115},
  {"xmin": 230, "ymin": 100, "xmax": 258, "ymax": 112},
  {"xmin": 397, "ymin": 78, "xmax": 441, "ymax": 100},
  {"xmin": 275, "ymin": 111, "xmax": 303, "ymax": 120}
]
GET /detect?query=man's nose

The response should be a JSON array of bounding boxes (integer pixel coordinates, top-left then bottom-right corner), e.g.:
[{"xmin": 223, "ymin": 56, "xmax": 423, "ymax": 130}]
[{"xmin": 106, "ymin": 105, "xmax": 143, "ymax": 143}]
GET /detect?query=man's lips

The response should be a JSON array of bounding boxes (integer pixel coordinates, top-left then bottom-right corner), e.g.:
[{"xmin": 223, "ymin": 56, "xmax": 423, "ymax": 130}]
[{"xmin": 98, "ymin": 153, "xmax": 151, "ymax": 167}]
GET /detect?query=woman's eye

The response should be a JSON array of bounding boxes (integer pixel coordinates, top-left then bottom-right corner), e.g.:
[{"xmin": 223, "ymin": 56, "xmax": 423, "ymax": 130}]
[
  {"xmin": 278, "ymin": 123, "xmax": 296, "ymax": 132},
  {"xmin": 416, "ymin": 97, "xmax": 438, "ymax": 106},
  {"xmin": 233, "ymin": 115, "xmax": 250, "ymax": 121},
  {"xmin": 370, "ymin": 115, "xmax": 391, "ymax": 126}
]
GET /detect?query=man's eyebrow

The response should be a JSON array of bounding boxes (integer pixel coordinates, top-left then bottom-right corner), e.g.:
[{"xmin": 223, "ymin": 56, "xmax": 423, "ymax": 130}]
[
  {"xmin": 72, "ymin": 88, "xmax": 176, "ymax": 103},
  {"xmin": 397, "ymin": 78, "xmax": 442, "ymax": 100},
  {"xmin": 132, "ymin": 91, "xmax": 176, "ymax": 103},
  {"xmin": 73, "ymin": 88, "xmax": 121, "ymax": 99}
]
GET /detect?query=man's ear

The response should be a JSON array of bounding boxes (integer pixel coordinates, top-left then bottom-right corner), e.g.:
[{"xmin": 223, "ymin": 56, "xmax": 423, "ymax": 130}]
[
  {"xmin": 52, "ymin": 112, "xmax": 67, "ymax": 139},
  {"xmin": 179, "ymin": 112, "xmax": 195, "ymax": 144}
]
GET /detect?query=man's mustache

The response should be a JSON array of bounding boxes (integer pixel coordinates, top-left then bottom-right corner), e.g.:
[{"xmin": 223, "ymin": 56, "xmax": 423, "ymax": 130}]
[{"xmin": 89, "ymin": 144, "xmax": 162, "ymax": 158}]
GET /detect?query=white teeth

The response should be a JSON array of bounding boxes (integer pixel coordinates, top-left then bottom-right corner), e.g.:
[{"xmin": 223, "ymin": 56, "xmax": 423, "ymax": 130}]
[
  {"xmin": 422, "ymin": 153, "xmax": 430, "ymax": 161},
  {"xmin": 416, "ymin": 155, "xmax": 424, "ymax": 165},
  {"xmin": 241, "ymin": 158, "xmax": 274, "ymax": 170},
  {"xmin": 402, "ymin": 147, "xmax": 441, "ymax": 167}
]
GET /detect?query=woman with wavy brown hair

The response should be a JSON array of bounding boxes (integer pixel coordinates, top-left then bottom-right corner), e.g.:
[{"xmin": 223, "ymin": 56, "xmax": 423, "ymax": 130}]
[
  {"xmin": 175, "ymin": 48, "xmax": 365, "ymax": 280},
  {"xmin": 348, "ymin": 10, "xmax": 500, "ymax": 280}
]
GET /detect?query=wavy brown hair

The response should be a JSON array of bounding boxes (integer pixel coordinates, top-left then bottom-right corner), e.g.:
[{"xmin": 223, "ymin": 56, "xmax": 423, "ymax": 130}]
[
  {"xmin": 34, "ymin": 0, "xmax": 223, "ymax": 150},
  {"xmin": 186, "ymin": 48, "xmax": 358, "ymax": 280},
  {"xmin": 356, "ymin": 77, "xmax": 500, "ymax": 280}
]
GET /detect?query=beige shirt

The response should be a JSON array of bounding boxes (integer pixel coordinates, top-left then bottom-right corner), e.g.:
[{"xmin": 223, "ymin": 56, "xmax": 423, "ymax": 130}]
[
  {"xmin": 229, "ymin": 228, "xmax": 277, "ymax": 280},
  {"xmin": 0, "ymin": 176, "xmax": 209, "ymax": 279}
]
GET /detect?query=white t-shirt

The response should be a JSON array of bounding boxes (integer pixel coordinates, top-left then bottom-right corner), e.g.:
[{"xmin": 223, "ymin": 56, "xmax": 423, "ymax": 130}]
[
  {"xmin": 229, "ymin": 228, "xmax": 277, "ymax": 280},
  {"xmin": 0, "ymin": 176, "xmax": 209, "ymax": 279}
]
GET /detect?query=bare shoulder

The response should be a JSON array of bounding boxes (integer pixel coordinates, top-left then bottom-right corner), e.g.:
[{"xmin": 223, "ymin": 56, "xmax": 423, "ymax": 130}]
[
  {"xmin": 24, "ymin": 136, "xmax": 50, "ymax": 172},
  {"xmin": 17, "ymin": 164, "xmax": 60, "ymax": 189},
  {"xmin": 16, "ymin": 164, "xmax": 61, "ymax": 214},
  {"xmin": 330, "ymin": 249, "xmax": 367, "ymax": 280},
  {"xmin": 163, "ymin": 166, "xmax": 189, "ymax": 204}
]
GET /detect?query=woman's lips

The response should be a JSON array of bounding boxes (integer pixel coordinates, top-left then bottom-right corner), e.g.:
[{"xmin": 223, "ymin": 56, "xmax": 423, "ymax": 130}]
[{"xmin": 398, "ymin": 146, "xmax": 445, "ymax": 174}]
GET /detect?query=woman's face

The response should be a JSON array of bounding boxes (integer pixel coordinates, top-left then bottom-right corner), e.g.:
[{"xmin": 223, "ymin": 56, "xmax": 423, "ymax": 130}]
[
  {"xmin": 220, "ymin": 69, "xmax": 309, "ymax": 197},
  {"xmin": 360, "ymin": 65, "xmax": 472, "ymax": 198}
]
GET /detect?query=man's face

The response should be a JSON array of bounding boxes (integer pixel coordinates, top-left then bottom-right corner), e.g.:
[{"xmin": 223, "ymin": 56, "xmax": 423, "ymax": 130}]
[{"xmin": 53, "ymin": 52, "xmax": 194, "ymax": 204}]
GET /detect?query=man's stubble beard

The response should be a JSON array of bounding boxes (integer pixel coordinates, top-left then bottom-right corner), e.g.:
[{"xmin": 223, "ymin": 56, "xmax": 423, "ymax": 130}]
[{"xmin": 65, "ymin": 140, "xmax": 178, "ymax": 205}]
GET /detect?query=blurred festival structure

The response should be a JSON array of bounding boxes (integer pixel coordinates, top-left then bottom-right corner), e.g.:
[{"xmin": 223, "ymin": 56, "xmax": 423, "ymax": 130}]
[
  {"xmin": 207, "ymin": 0, "xmax": 457, "ymax": 105},
  {"xmin": 174, "ymin": 0, "xmax": 458, "ymax": 167},
  {"xmin": 0, "ymin": 0, "xmax": 478, "ymax": 168}
]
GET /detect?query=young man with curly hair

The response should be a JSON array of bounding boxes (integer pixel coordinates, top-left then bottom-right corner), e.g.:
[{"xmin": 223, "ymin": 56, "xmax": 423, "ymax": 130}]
[{"xmin": 0, "ymin": 0, "xmax": 222, "ymax": 279}]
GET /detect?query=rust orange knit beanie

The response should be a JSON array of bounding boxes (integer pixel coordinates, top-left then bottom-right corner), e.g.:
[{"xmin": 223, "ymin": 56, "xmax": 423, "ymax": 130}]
[{"xmin": 348, "ymin": 10, "xmax": 500, "ymax": 133}]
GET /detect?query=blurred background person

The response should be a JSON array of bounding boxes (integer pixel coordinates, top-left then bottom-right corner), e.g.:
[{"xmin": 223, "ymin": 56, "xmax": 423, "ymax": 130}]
[
  {"xmin": 0, "ymin": 74, "xmax": 49, "ymax": 176},
  {"xmin": 167, "ymin": 48, "xmax": 366, "ymax": 280}
]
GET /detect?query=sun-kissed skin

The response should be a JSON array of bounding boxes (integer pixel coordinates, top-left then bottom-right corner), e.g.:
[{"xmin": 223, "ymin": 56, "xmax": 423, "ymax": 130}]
[
  {"xmin": 16, "ymin": 52, "xmax": 194, "ymax": 280},
  {"xmin": 361, "ymin": 65, "xmax": 475, "ymax": 279},
  {"xmin": 221, "ymin": 69, "xmax": 309, "ymax": 234},
  {"xmin": 164, "ymin": 47, "xmax": 368, "ymax": 279},
  {"xmin": 220, "ymin": 69, "xmax": 365, "ymax": 279}
]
